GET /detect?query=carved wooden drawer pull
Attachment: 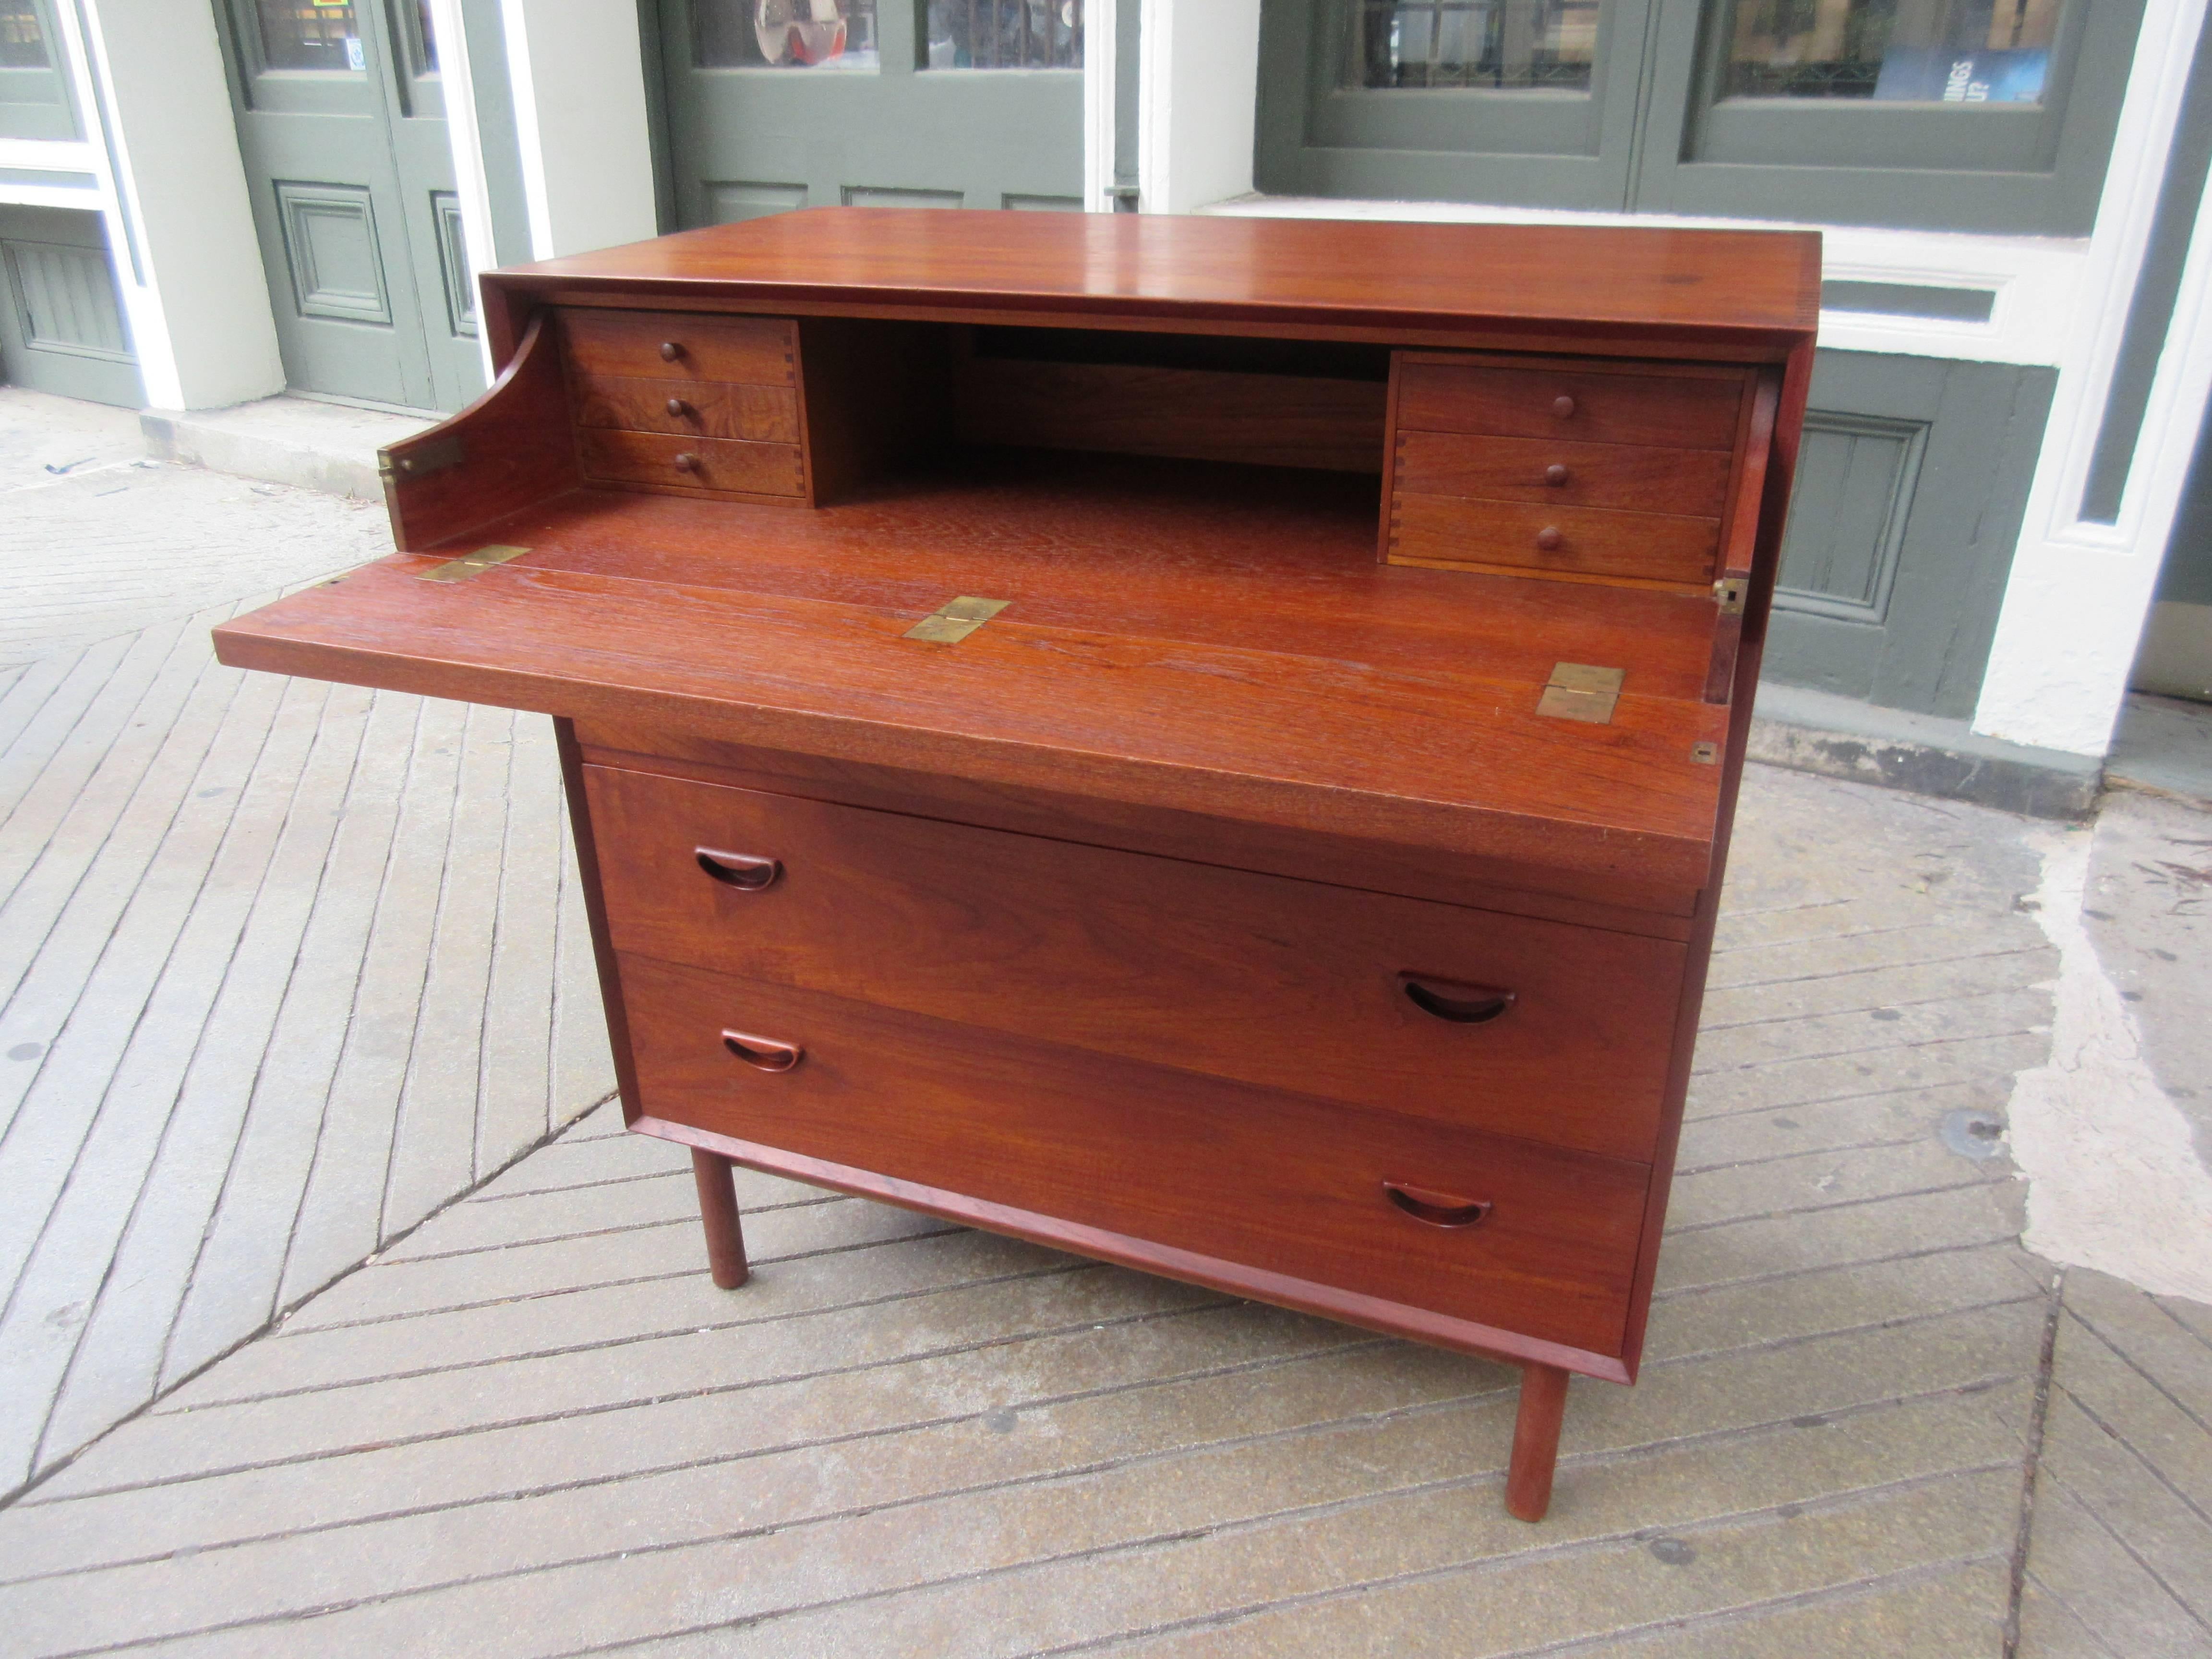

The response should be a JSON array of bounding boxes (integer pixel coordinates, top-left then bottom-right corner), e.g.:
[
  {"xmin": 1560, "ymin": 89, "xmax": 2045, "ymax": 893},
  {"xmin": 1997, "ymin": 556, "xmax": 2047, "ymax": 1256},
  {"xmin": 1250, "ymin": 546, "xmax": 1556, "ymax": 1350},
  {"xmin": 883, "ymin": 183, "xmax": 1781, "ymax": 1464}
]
[
  {"xmin": 696, "ymin": 847, "xmax": 781, "ymax": 890},
  {"xmin": 673, "ymin": 452, "xmax": 702, "ymax": 474},
  {"xmin": 1384, "ymin": 1180, "xmax": 1493, "ymax": 1228},
  {"xmin": 1545, "ymin": 464, "xmax": 1569, "ymax": 486},
  {"xmin": 659, "ymin": 340, "xmax": 684, "ymax": 361},
  {"xmin": 1551, "ymin": 394, "xmax": 1575, "ymax": 418},
  {"xmin": 666, "ymin": 397, "xmax": 691, "ymax": 418},
  {"xmin": 1400, "ymin": 974, "xmax": 1515, "ymax": 1024},
  {"xmin": 1535, "ymin": 526, "xmax": 1564, "ymax": 552},
  {"xmin": 722, "ymin": 1029, "xmax": 803, "ymax": 1071}
]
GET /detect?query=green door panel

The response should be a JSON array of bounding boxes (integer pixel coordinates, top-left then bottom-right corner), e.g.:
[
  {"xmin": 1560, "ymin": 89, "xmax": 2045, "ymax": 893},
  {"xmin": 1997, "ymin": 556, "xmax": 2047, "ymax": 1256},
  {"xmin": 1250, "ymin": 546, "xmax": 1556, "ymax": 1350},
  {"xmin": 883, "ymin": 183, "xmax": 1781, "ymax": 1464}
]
[
  {"xmin": 1256, "ymin": 0, "xmax": 1656, "ymax": 209},
  {"xmin": 659, "ymin": 1, "xmax": 1084, "ymax": 227},
  {"xmin": 0, "ymin": 204, "xmax": 144, "ymax": 407},
  {"xmin": 214, "ymin": 0, "xmax": 484, "ymax": 411},
  {"xmin": 1762, "ymin": 351, "xmax": 2056, "ymax": 720}
]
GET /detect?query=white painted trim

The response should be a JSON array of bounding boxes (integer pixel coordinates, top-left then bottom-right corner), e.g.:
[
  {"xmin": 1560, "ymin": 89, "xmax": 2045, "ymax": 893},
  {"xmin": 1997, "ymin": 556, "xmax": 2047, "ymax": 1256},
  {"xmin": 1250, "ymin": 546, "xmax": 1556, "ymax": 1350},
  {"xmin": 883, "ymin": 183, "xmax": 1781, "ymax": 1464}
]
[
  {"xmin": 494, "ymin": 0, "xmax": 658, "ymax": 261},
  {"xmin": 2132, "ymin": 600, "xmax": 2212, "ymax": 698},
  {"xmin": 1974, "ymin": 0, "xmax": 2212, "ymax": 755},
  {"xmin": 1138, "ymin": 0, "xmax": 1261, "ymax": 216},
  {"xmin": 423, "ymin": 0, "xmax": 498, "ymax": 381},
  {"xmin": 61, "ymin": 0, "xmax": 284, "ymax": 410},
  {"xmin": 1083, "ymin": 0, "xmax": 1117, "ymax": 212}
]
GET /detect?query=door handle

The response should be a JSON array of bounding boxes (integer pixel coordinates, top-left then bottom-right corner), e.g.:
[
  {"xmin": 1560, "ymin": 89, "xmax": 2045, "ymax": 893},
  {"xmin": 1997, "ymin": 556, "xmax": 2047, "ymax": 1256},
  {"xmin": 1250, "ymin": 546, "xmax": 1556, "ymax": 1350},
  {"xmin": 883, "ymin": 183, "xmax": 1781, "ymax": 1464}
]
[
  {"xmin": 1399, "ymin": 974, "xmax": 1515, "ymax": 1024},
  {"xmin": 722, "ymin": 1029, "xmax": 802, "ymax": 1071},
  {"xmin": 1383, "ymin": 1180, "xmax": 1492, "ymax": 1228},
  {"xmin": 696, "ymin": 847, "xmax": 781, "ymax": 890}
]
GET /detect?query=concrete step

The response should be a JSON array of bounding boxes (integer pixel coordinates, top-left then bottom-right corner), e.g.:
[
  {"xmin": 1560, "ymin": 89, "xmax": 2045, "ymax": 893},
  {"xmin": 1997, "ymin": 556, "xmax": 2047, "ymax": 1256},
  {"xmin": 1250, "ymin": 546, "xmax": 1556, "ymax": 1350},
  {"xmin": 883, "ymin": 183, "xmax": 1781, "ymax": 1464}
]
[{"xmin": 141, "ymin": 394, "xmax": 436, "ymax": 502}]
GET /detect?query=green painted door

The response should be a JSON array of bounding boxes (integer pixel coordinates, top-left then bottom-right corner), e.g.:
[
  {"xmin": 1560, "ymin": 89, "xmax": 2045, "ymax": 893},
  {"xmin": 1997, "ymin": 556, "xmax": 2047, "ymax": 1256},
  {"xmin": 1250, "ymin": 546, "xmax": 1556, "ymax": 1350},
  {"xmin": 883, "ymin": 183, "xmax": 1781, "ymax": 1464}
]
[
  {"xmin": 214, "ymin": 0, "xmax": 483, "ymax": 411},
  {"xmin": 658, "ymin": 2, "xmax": 1086, "ymax": 226}
]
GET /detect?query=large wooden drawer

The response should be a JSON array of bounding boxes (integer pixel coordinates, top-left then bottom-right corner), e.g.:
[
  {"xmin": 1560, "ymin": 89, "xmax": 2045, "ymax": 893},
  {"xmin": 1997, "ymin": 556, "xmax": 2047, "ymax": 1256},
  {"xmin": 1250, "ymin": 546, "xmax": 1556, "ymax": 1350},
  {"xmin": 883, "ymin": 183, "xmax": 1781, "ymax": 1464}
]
[
  {"xmin": 584, "ymin": 765, "xmax": 1688, "ymax": 1162},
  {"xmin": 620, "ymin": 953, "xmax": 1651, "ymax": 1360}
]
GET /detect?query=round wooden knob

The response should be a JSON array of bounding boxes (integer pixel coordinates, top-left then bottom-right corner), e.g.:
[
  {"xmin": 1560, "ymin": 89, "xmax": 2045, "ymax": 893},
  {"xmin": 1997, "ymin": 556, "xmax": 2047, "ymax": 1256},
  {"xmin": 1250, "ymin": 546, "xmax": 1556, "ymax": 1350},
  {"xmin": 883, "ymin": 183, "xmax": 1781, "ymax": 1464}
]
[
  {"xmin": 665, "ymin": 397, "xmax": 689, "ymax": 418},
  {"xmin": 659, "ymin": 341, "xmax": 683, "ymax": 362},
  {"xmin": 1551, "ymin": 395, "xmax": 1575, "ymax": 418},
  {"xmin": 1535, "ymin": 526, "xmax": 1564, "ymax": 552},
  {"xmin": 1545, "ymin": 464, "xmax": 1569, "ymax": 486},
  {"xmin": 673, "ymin": 452, "xmax": 701, "ymax": 473}
]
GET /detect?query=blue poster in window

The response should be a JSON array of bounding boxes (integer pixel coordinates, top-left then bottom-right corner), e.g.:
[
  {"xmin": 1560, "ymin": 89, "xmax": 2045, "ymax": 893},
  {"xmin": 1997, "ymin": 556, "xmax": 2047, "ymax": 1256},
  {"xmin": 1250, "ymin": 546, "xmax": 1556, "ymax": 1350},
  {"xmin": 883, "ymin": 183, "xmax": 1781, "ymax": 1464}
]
[{"xmin": 1873, "ymin": 47, "xmax": 2048, "ymax": 104}]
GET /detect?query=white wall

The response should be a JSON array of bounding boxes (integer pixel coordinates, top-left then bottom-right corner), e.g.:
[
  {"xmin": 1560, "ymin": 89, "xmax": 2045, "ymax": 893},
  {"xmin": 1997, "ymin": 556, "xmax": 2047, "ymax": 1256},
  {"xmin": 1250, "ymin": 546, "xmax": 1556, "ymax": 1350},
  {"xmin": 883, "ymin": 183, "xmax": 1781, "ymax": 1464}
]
[
  {"xmin": 47, "ymin": 0, "xmax": 283, "ymax": 410},
  {"xmin": 1139, "ymin": 0, "xmax": 2212, "ymax": 758},
  {"xmin": 496, "ymin": 0, "xmax": 660, "ymax": 260},
  {"xmin": 1138, "ymin": 0, "xmax": 1262, "ymax": 216}
]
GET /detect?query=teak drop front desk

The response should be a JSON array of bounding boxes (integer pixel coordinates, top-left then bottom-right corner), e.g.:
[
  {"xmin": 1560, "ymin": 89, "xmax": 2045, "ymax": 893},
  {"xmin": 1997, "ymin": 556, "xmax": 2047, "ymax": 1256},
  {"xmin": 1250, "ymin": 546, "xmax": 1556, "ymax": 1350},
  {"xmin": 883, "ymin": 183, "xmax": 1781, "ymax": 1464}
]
[{"xmin": 214, "ymin": 209, "xmax": 1819, "ymax": 1522}]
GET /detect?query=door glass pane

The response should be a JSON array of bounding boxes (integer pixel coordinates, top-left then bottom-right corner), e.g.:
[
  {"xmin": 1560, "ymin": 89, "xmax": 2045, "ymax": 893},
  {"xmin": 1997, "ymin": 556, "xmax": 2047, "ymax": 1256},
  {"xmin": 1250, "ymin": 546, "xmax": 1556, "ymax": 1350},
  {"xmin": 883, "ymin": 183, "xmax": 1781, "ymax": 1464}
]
[
  {"xmin": 1722, "ymin": 0, "xmax": 2059, "ymax": 104},
  {"xmin": 0, "ymin": 0, "xmax": 51, "ymax": 69},
  {"xmin": 256, "ymin": 0, "xmax": 361, "ymax": 72},
  {"xmin": 415, "ymin": 0, "xmax": 437, "ymax": 72},
  {"xmin": 924, "ymin": 0, "xmax": 1083, "ymax": 68},
  {"xmin": 693, "ymin": 1, "xmax": 880, "ymax": 69},
  {"xmin": 1348, "ymin": 1, "xmax": 1601, "ymax": 90}
]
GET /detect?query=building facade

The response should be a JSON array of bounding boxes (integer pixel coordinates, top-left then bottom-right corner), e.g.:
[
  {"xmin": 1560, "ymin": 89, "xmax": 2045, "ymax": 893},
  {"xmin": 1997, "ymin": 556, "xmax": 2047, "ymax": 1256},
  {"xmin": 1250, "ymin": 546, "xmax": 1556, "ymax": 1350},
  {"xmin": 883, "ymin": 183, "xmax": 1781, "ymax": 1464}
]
[{"xmin": 2, "ymin": 0, "xmax": 2208, "ymax": 762}]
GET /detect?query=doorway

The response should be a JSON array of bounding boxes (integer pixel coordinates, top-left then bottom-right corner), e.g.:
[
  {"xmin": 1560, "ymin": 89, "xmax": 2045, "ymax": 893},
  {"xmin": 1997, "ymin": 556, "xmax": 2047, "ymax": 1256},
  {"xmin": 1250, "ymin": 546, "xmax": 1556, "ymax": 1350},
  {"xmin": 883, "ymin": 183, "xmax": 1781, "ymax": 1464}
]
[
  {"xmin": 656, "ymin": 1, "xmax": 1086, "ymax": 227},
  {"xmin": 214, "ymin": 0, "xmax": 484, "ymax": 412}
]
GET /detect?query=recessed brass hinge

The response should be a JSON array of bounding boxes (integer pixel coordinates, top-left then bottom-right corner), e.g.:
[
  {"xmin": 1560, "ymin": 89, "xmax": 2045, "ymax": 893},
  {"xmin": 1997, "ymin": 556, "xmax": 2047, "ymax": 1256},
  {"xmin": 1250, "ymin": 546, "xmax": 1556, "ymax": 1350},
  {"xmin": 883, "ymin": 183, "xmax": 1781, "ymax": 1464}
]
[
  {"xmin": 1536, "ymin": 662, "xmax": 1623, "ymax": 724},
  {"xmin": 904, "ymin": 596, "xmax": 1010, "ymax": 644},
  {"xmin": 418, "ymin": 544, "xmax": 531, "ymax": 582},
  {"xmin": 380, "ymin": 432, "xmax": 465, "ymax": 479},
  {"xmin": 1713, "ymin": 577, "xmax": 1746, "ymax": 615}
]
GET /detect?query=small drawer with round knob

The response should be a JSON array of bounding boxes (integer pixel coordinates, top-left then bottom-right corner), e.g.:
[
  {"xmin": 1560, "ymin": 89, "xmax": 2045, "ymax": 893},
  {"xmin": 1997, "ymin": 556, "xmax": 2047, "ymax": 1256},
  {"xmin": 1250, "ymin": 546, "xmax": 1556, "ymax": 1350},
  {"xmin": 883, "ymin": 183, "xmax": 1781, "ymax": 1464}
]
[
  {"xmin": 576, "ymin": 428, "xmax": 806, "ymax": 499},
  {"xmin": 559, "ymin": 307, "xmax": 796, "ymax": 386},
  {"xmin": 1396, "ymin": 357, "xmax": 1743, "ymax": 450},
  {"xmin": 1392, "ymin": 430, "xmax": 1731, "ymax": 519},
  {"xmin": 570, "ymin": 373, "xmax": 801, "ymax": 445}
]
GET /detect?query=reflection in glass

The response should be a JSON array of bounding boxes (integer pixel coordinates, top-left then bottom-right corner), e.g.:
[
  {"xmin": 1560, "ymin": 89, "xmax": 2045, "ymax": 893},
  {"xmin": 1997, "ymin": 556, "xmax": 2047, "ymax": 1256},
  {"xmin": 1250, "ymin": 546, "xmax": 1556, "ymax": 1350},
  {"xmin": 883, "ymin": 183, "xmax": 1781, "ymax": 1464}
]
[
  {"xmin": 0, "ymin": 0, "xmax": 50, "ymax": 70},
  {"xmin": 1351, "ymin": 1, "xmax": 1600, "ymax": 91},
  {"xmin": 256, "ymin": 0, "xmax": 359, "ymax": 72},
  {"xmin": 1724, "ymin": 0, "xmax": 2058, "ymax": 103},
  {"xmin": 416, "ymin": 0, "xmax": 437, "ymax": 72},
  {"xmin": 694, "ymin": 0, "xmax": 880, "ymax": 69},
  {"xmin": 924, "ymin": 0, "xmax": 1083, "ymax": 69}
]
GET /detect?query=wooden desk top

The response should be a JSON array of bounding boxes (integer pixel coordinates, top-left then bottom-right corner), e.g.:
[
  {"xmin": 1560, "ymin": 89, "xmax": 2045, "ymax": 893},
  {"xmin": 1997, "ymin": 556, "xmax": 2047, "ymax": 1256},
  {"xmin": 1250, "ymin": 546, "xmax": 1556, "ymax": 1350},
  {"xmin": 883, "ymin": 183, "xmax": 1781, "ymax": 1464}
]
[
  {"xmin": 494, "ymin": 209, "xmax": 1821, "ymax": 350},
  {"xmin": 214, "ymin": 453, "xmax": 1728, "ymax": 894}
]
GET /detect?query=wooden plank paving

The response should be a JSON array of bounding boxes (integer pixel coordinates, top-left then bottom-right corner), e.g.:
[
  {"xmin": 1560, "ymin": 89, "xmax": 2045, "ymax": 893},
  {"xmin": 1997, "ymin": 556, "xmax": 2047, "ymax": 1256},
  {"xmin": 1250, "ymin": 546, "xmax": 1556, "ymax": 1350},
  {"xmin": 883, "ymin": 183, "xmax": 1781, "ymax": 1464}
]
[
  {"xmin": 10, "ymin": 763, "xmax": 2182, "ymax": 1657},
  {"xmin": 0, "ymin": 454, "xmax": 615, "ymax": 1500}
]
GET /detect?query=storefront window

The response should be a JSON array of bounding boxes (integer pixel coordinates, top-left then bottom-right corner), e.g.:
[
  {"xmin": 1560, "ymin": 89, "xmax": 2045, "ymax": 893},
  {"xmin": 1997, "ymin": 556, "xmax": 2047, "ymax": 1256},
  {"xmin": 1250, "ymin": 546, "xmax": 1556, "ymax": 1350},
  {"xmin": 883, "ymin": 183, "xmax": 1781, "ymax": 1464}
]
[
  {"xmin": 694, "ymin": 0, "xmax": 881, "ymax": 69},
  {"xmin": 1350, "ymin": 0, "xmax": 1600, "ymax": 90},
  {"xmin": 0, "ymin": 0, "xmax": 50, "ymax": 70},
  {"xmin": 1722, "ymin": 0, "xmax": 2060, "ymax": 104},
  {"xmin": 255, "ymin": 0, "xmax": 360, "ymax": 72},
  {"xmin": 924, "ymin": 0, "xmax": 1082, "ymax": 69}
]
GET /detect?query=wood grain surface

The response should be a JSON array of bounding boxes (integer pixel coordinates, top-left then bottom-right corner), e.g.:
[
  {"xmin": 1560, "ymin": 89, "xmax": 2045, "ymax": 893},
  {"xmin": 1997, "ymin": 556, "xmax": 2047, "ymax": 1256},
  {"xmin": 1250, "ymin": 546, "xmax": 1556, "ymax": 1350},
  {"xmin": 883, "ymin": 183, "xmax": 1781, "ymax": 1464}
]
[
  {"xmin": 1392, "ymin": 430, "xmax": 1732, "ymax": 517},
  {"xmin": 560, "ymin": 307, "xmax": 796, "ymax": 385},
  {"xmin": 570, "ymin": 374, "xmax": 801, "ymax": 444},
  {"xmin": 586, "ymin": 765, "xmax": 1687, "ymax": 1159},
  {"xmin": 490, "ymin": 208, "xmax": 1820, "ymax": 348},
  {"xmin": 618, "ymin": 952, "xmax": 1650, "ymax": 1360},
  {"xmin": 1390, "ymin": 493, "xmax": 1721, "ymax": 586},
  {"xmin": 1397, "ymin": 360, "xmax": 1746, "ymax": 450},
  {"xmin": 575, "ymin": 428, "xmax": 806, "ymax": 498},
  {"xmin": 214, "ymin": 454, "xmax": 1733, "ymax": 890}
]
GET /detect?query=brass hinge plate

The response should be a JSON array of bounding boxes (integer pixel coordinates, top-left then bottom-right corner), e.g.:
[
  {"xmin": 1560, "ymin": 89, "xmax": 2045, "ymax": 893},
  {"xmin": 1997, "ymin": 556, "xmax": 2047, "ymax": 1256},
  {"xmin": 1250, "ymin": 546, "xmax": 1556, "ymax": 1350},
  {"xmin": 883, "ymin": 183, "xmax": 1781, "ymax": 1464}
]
[
  {"xmin": 418, "ymin": 543, "xmax": 531, "ymax": 582},
  {"xmin": 904, "ymin": 595, "xmax": 1010, "ymax": 644},
  {"xmin": 381, "ymin": 432, "xmax": 465, "ymax": 480},
  {"xmin": 1713, "ymin": 577, "xmax": 1746, "ymax": 615},
  {"xmin": 1536, "ymin": 662, "xmax": 1624, "ymax": 724}
]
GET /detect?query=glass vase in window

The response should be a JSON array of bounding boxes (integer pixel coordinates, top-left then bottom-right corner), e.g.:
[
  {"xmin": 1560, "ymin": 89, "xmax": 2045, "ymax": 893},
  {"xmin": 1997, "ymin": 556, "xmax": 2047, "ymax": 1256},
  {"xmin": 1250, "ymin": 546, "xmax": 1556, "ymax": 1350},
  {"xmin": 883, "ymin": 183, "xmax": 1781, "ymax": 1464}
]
[
  {"xmin": 1349, "ymin": 0, "xmax": 1601, "ymax": 91},
  {"xmin": 1722, "ymin": 0, "xmax": 2059, "ymax": 105},
  {"xmin": 694, "ymin": 0, "xmax": 880, "ymax": 69}
]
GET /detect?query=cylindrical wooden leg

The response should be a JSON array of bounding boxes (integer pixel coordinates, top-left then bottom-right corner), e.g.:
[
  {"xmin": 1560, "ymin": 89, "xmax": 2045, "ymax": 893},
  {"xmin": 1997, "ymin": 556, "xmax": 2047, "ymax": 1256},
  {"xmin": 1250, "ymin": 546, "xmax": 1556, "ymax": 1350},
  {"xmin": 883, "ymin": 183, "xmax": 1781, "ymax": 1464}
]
[
  {"xmin": 691, "ymin": 1149, "xmax": 749, "ymax": 1289},
  {"xmin": 1505, "ymin": 1362, "xmax": 1571, "ymax": 1522}
]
